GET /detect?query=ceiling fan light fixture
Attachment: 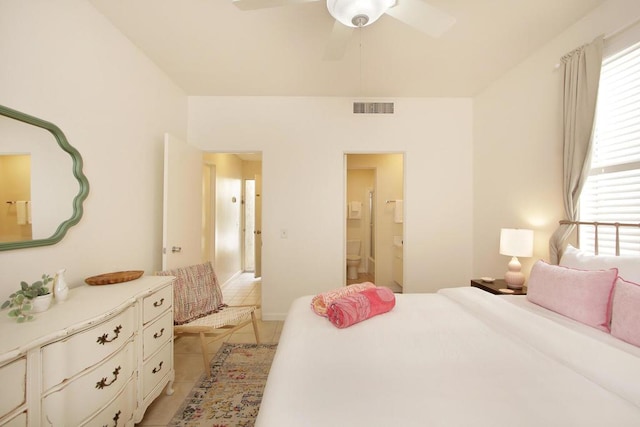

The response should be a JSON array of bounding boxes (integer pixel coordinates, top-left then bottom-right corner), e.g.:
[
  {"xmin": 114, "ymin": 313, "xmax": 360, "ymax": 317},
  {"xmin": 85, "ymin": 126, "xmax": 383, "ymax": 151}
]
[{"xmin": 326, "ymin": 0, "xmax": 395, "ymax": 28}]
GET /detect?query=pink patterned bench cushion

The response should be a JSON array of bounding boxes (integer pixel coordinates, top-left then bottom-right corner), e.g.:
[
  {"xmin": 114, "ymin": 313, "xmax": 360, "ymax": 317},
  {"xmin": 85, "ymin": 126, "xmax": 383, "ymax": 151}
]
[{"xmin": 157, "ymin": 262, "xmax": 225, "ymax": 325}]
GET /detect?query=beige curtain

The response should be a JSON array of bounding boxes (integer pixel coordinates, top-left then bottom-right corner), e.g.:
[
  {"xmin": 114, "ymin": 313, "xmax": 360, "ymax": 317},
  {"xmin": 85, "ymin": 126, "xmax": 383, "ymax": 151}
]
[{"xmin": 549, "ymin": 35, "xmax": 604, "ymax": 264}]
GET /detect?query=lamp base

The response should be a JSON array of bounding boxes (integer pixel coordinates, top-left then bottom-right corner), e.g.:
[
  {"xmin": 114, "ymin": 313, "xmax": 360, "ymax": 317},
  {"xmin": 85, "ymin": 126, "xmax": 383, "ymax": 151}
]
[
  {"xmin": 504, "ymin": 256, "xmax": 525, "ymax": 289},
  {"xmin": 504, "ymin": 273, "xmax": 525, "ymax": 289}
]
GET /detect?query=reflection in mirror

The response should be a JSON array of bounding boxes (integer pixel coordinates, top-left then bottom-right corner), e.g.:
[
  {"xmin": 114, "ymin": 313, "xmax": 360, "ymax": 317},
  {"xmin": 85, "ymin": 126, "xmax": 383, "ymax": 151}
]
[
  {"xmin": 0, "ymin": 104, "xmax": 89, "ymax": 251},
  {"xmin": 0, "ymin": 154, "xmax": 32, "ymax": 242}
]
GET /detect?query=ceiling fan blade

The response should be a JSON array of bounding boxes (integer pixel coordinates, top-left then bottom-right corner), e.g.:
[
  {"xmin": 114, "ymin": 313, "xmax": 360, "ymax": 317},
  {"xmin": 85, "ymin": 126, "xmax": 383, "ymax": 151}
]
[
  {"xmin": 385, "ymin": 0, "xmax": 456, "ymax": 38},
  {"xmin": 232, "ymin": 0, "xmax": 319, "ymax": 11},
  {"xmin": 323, "ymin": 20, "xmax": 354, "ymax": 61}
]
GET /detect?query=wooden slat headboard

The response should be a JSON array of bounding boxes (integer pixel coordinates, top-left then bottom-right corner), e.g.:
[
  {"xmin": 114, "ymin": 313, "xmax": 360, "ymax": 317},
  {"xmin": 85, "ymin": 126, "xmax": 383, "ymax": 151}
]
[{"xmin": 559, "ymin": 220, "xmax": 640, "ymax": 256}]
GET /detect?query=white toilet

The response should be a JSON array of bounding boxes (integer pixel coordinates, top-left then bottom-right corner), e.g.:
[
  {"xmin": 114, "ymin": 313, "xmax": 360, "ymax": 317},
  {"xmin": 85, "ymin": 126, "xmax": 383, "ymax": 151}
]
[{"xmin": 346, "ymin": 240, "xmax": 362, "ymax": 280}]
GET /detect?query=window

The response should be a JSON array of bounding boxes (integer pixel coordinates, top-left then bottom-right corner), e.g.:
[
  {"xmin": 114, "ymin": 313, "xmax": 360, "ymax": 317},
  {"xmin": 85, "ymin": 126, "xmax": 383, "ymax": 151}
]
[{"xmin": 579, "ymin": 41, "xmax": 640, "ymax": 255}]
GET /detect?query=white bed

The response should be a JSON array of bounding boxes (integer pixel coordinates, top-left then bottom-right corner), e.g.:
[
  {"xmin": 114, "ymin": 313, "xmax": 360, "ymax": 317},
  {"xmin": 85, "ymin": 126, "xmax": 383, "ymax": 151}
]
[{"xmin": 256, "ymin": 286, "xmax": 640, "ymax": 426}]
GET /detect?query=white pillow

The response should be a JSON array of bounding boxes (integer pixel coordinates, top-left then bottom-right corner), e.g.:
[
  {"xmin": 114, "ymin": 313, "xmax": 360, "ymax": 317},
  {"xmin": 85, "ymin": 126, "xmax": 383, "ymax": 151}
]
[{"xmin": 560, "ymin": 244, "xmax": 640, "ymax": 283}]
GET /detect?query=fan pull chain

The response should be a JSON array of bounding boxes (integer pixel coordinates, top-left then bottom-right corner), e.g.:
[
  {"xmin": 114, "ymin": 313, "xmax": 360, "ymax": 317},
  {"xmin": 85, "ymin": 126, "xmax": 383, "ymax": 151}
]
[{"xmin": 358, "ymin": 26, "xmax": 363, "ymax": 97}]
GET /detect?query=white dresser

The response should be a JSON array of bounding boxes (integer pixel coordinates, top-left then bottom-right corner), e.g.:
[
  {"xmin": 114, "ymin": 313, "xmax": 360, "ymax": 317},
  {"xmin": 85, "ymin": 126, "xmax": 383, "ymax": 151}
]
[{"xmin": 0, "ymin": 275, "xmax": 174, "ymax": 427}]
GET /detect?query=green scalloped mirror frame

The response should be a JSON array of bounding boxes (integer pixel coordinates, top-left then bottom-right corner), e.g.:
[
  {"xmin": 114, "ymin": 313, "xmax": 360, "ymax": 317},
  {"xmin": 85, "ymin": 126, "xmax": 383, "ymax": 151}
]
[{"xmin": 0, "ymin": 104, "xmax": 89, "ymax": 251}]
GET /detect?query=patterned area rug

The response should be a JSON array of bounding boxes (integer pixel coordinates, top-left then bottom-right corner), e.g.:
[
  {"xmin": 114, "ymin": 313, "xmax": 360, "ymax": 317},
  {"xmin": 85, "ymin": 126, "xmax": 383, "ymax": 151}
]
[{"xmin": 169, "ymin": 343, "xmax": 278, "ymax": 427}]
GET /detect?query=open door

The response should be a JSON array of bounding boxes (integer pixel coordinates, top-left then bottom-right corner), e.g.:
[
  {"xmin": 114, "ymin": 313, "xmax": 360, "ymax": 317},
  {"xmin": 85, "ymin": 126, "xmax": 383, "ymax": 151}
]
[
  {"xmin": 162, "ymin": 133, "xmax": 204, "ymax": 270},
  {"xmin": 254, "ymin": 173, "xmax": 262, "ymax": 278}
]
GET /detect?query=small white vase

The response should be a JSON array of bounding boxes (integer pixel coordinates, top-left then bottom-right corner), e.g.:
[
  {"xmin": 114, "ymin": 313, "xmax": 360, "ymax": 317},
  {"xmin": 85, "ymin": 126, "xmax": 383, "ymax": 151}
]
[
  {"xmin": 31, "ymin": 294, "xmax": 52, "ymax": 313},
  {"xmin": 54, "ymin": 268, "xmax": 69, "ymax": 302}
]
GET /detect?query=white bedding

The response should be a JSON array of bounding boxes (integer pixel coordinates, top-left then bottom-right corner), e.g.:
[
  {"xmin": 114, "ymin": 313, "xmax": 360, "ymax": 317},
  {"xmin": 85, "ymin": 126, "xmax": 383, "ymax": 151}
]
[{"xmin": 256, "ymin": 287, "xmax": 640, "ymax": 427}]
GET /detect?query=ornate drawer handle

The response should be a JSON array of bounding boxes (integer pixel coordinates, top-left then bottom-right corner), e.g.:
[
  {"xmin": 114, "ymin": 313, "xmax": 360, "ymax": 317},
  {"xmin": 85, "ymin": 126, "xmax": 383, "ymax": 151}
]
[
  {"xmin": 152, "ymin": 361, "xmax": 164, "ymax": 374},
  {"xmin": 153, "ymin": 298, "xmax": 164, "ymax": 307},
  {"xmin": 153, "ymin": 328, "xmax": 165, "ymax": 339},
  {"xmin": 95, "ymin": 366, "xmax": 122, "ymax": 389},
  {"xmin": 103, "ymin": 410, "xmax": 121, "ymax": 427},
  {"xmin": 97, "ymin": 325, "xmax": 123, "ymax": 345}
]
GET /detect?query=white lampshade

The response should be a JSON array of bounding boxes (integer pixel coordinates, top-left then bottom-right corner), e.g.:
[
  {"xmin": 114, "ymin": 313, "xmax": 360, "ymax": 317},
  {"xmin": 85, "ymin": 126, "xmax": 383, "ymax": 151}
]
[
  {"xmin": 326, "ymin": 0, "xmax": 395, "ymax": 28},
  {"xmin": 499, "ymin": 228, "xmax": 534, "ymax": 258}
]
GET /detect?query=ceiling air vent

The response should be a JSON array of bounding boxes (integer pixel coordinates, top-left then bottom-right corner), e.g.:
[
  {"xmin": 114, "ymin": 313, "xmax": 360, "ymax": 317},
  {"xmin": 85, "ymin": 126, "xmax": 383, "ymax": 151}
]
[{"xmin": 353, "ymin": 102, "xmax": 394, "ymax": 114}]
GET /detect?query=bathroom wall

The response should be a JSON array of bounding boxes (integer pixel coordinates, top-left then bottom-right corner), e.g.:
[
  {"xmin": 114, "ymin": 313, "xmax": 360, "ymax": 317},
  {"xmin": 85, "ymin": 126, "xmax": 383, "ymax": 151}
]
[
  {"xmin": 0, "ymin": 155, "xmax": 31, "ymax": 242},
  {"xmin": 346, "ymin": 168, "xmax": 374, "ymax": 274}
]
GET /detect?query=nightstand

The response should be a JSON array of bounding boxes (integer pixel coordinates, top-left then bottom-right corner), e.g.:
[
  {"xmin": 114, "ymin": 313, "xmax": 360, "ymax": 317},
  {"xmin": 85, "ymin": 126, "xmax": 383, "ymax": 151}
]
[{"xmin": 470, "ymin": 279, "xmax": 527, "ymax": 295}]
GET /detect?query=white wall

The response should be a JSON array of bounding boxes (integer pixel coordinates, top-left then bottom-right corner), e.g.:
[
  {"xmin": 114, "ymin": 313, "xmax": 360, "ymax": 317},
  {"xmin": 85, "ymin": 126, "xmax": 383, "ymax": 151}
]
[
  {"xmin": 0, "ymin": 1, "xmax": 187, "ymax": 291},
  {"xmin": 473, "ymin": 0, "xmax": 640, "ymax": 281},
  {"xmin": 188, "ymin": 97, "xmax": 473, "ymax": 319}
]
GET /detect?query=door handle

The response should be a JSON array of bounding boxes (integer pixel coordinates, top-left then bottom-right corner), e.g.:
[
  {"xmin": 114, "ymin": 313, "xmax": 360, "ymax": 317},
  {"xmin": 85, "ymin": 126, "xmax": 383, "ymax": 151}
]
[
  {"xmin": 172, "ymin": 246, "xmax": 182, "ymax": 253},
  {"xmin": 255, "ymin": 230, "xmax": 262, "ymax": 235}
]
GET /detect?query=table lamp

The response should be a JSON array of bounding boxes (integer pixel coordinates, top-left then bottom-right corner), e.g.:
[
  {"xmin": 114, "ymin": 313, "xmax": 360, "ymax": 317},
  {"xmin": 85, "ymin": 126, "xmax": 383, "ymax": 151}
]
[{"xmin": 499, "ymin": 228, "xmax": 534, "ymax": 289}]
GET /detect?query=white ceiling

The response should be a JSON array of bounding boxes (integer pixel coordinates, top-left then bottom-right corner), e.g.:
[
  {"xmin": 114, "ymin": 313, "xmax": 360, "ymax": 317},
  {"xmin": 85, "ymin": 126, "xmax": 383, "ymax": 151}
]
[{"xmin": 89, "ymin": 0, "xmax": 604, "ymax": 97}]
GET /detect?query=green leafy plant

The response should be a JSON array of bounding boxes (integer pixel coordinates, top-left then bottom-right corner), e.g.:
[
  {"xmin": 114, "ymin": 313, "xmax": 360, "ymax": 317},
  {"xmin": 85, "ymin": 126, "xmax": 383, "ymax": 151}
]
[{"xmin": 1, "ymin": 274, "xmax": 53, "ymax": 322}]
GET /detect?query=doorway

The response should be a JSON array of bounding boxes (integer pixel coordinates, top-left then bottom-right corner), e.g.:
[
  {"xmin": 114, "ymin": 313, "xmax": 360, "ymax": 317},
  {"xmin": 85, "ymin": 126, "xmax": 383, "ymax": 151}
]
[
  {"xmin": 161, "ymin": 136, "xmax": 263, "ymax": 282},
  {"xmin": 346, "ymin": 154, "xmax": 404, "ymax": 292},
  {"xmin": 201, "ymin": 152, "xmax": 262, "ymax": 283}
]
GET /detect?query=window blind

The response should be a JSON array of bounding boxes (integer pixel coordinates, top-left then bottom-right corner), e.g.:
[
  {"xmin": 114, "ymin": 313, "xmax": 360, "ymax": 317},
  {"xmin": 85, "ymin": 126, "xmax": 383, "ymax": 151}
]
[{"xmin": 579, "ymin": 41, "xmax": 640, "ymax": 255}]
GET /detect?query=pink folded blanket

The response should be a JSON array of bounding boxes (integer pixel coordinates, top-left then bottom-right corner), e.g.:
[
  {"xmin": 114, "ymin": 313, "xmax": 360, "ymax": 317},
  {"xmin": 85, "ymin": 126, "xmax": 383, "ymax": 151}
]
[
  {"xmin": 326, "ymin": 287, "xmax": 396, "ymax": 328},
  {"xmin": 311, "ymin": 282, "xmax": 376, "ymax": 317}
]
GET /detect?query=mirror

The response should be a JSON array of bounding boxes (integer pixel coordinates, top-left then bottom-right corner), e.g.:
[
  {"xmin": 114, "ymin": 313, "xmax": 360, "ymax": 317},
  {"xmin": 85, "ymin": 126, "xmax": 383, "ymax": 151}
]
[{"xmin": 0, "ymin": 104, "xmax": 89, "ymax": 251}]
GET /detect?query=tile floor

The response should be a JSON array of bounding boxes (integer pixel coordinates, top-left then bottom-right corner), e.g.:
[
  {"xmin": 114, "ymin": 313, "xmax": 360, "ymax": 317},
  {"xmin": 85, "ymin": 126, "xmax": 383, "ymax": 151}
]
[
  {"xmin": 347, "ymin": 272, "xmax": 403, "ymax": 293},
  {"xmin": 136, "ymin": 272, "xmax": 283, "ymax": 426},
  {"xmin": 346, "ymin": 272, "xmax": 375, "ymax": 286}
]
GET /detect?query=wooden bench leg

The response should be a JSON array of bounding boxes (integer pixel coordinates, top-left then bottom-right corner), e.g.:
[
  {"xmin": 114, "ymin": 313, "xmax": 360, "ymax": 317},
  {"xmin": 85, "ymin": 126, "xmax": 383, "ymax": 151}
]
[
  {"xmin": 251, "ymin": 311, "xmax": 261, "ymax": 344},
  {"xmin": 199, "ymin": 332, "xmax": 211, "ymax": 377}
]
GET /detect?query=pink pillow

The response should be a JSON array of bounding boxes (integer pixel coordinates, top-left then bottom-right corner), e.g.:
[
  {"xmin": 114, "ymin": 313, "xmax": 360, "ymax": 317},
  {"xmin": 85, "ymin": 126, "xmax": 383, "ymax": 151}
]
[
  {"xmin": 527, "ymin": 260, "xmax": 618, "ymax": 331},
  {"xmin": 611, "ymin": 278, "xmax": 640, "ymax": 346}
]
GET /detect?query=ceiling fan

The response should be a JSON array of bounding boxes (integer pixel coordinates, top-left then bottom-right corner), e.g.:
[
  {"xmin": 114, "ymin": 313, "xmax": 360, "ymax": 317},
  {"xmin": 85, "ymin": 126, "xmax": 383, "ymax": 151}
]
[{"xmin": 231, "ymin": 0, "xmax": 456, "ymax": 60}]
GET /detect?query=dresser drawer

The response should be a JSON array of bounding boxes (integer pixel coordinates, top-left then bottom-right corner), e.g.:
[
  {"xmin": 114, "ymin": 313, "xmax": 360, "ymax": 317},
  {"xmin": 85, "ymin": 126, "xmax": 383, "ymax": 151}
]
[
  {"xmin": 42, "ymin": 340, "xmax": 136, "ymax": 427},
  {"xmin": 0, "ymin": 357, "xmax": 26, "ymax": 419},
  {"xmin": 143, "ymin": 310, "xmax": 173, "ymax": 360},
  {"xmin": 42, "ymin": 306, "xmax": 135, "ymax": 391},
  {"xmin": 142, "ymin": 340, "xmax": 172, "ymax": 399},
  {"xmin": 80, "ymin": 376, "xmax": 135, "ymax": 427},
  {"xmin": 143, "ymin": 284, "xmax": 172, "ymax": 324},
  {"xmin": 0, "ymin": 411, "xmax": 27, "ymax": 427}
]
